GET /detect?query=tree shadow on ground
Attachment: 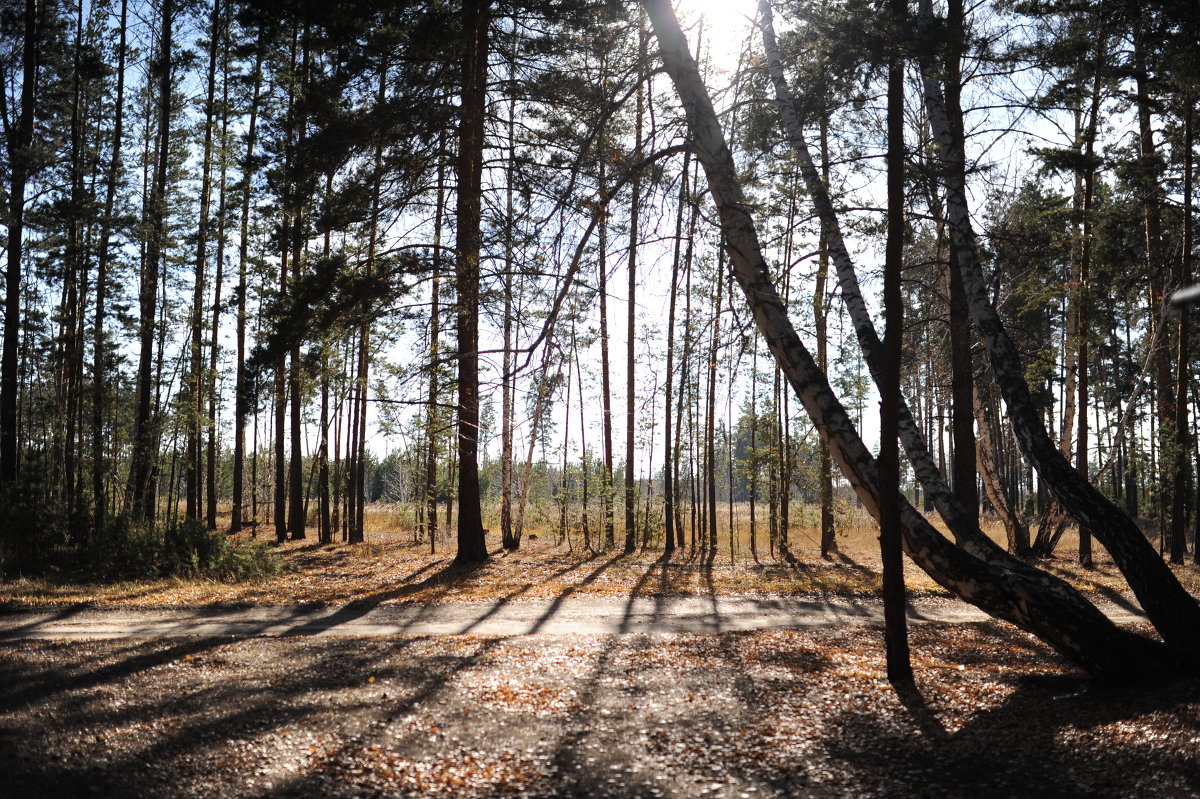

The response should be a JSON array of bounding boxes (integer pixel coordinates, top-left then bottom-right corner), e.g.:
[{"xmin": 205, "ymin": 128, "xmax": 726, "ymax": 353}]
[
  {"xmin": 3, "ymin": 621, "xmax": 1198, "ymax": 798},
  {"xmin": 0, "ymin": 633, "xmax": 507, "ymax": 799},
  {"xmin": 815, "ymin": 626, "xmax": 1200, "ymax": 799}
]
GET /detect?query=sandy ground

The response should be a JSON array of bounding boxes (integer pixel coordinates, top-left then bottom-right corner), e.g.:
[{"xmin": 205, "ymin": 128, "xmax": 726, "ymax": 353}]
[{"xmin": 0, "ymin": 594, "xmax": 1150, "ymax": 639}]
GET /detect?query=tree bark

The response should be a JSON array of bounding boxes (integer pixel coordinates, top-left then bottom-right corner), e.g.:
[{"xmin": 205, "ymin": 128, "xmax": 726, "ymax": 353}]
[
  {"xmin": 881, "ymin": 0, "xmax": 913, "ymax": 685},
  {"xmin": 129, "ymin": 0, "xmax": 173, "ymax": 520},
  {"xmin": 500, "ymin": 49, "xmax": 516, "ymax": 552},
  {"xmin": 425, "ymin": 134, "xmax": 446, "ymax": 553},
  {"xmin": 454, "ymin": 0, "xmax": 491, "ymax": 563},
  {"xmin": 287, "ymin": 31, "xmax": 310, "ymax": 542},
  {"xmin": 663, "ymin": 151, "xmax": 690, "ymax": 553},
  {"xmin": 231, "ymin": 45, "xmax": 263, "ymax": 534},
  {"xmin": 625, "ymin": 20, "xmax": 647, "ymax": 554},
  {"xmin": 0, "ymin": 0, "xmax": 39, "ymax": 491},
  {"xmin": 598, "ymin": 162, "xmax": 616, "ymax": 549},
  {"xmin": 815, "ymin": 116, "xmax": 837, "ymax": 558},
  {"xmin": 1172, "ymin": 95, "xmax": 1194, "ymax": 564},
  {"xmin": 187, "ymin": 0, "xmax": 222, "ymax": 524},
  {"xmin": 207, "ymin": 14, "xmax": 232, "ymax": 531},
  {"xmin": 92, "ymin": 0, "xmax": 128, "ymax": 530}
]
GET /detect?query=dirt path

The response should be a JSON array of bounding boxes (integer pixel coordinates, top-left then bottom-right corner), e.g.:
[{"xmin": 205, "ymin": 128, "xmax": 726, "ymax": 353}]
[{"xmin": 0, "ymin": 594, "xmax": 1149, "ymax": 640}]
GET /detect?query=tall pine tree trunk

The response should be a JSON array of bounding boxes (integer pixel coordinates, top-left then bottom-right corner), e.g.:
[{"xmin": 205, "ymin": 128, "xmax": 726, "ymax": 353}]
[
  {"xmin": 663, "ymin": 151, "xmax": 690, "ymax": 553},
  {"xmin": 93, "ymin": 0, "xmax": 128, "ymax": 530},
  {"xmin": 287, "ymin": 31, "xmax": 311, "ymax": 542},
  {"xmin": 624, "ymin": 21, "xmax": 647, "ymax": 553},
  {"xmin": 453, "ymin": 0, "xmax": 491, "ymax": 563},
  {"xmin": 129, "ymin": 0, "xmax": 173, "ymax": 520},
  {"xmin": 880, "ymin": 0, "xmax": 913, "ymax": 684},
  {"xmin": 186, "ymin": 0, "xmax": 221, "ymax": 523},
  {"xmin": 815, "ymin": 117, "xmax": 837, "ymax": 558},
  {"xmin": 598, "ymin": 164, "xmax": 616, "ymax": 549},
  {"xmin": 0, "ymin": 0, "xmax": 38, "ymax": 491},
  {"xmin": 206, "ymin": 17, "xmax": 232, "ymax": 531},
  {"xmin": 425, "ymin": 134, "xmax": 446, "ymax": 553},
  {"xmin": 1172, "ymin": 95, "xmax": 1194, "ymax": 563},
  {"xmin": 231, "ymin": 45, "xmax": 263, "ymax": 534}
]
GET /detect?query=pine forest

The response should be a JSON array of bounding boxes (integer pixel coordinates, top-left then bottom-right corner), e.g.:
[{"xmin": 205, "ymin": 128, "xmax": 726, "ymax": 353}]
[{"xmin": 5, "ymin": 0, "xmax": 1200, "ymax": 683}]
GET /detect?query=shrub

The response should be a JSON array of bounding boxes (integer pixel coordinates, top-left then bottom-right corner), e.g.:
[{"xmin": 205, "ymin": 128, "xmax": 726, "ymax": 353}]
[{"xmin": 83, "ymin": 519, "xmax": 280, "ymax": 581}]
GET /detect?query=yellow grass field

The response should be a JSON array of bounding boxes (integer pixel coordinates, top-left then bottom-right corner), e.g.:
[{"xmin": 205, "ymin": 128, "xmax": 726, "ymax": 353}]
[{"xmin": 2, "ymin": 500, "xmax": 1197, "ymax": 607}]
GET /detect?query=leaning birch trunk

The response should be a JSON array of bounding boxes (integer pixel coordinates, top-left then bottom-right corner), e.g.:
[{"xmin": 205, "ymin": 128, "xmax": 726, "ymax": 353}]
[
  {"xmin": 644, "ymin": 0, "xmax": 1193, "ymax": 679},
  {"xmin": 914, "ymin": 0, "xmax": 1200, "ymax": 652},
  {"xmin": 761, "ymin": 0, "xmax": 1084, "ymax": 599},
  {"xmin": 757, "ymin": 1, "xmax": 999, "ymax": 564}
]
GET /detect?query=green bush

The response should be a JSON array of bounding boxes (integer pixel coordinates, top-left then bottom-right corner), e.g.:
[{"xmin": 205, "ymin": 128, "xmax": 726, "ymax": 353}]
[
  {"xmin": 0, "ymin": 457, "xmax": 67, "ymax": 575},
  {"xmin": 84, "ymin": 519, "xmax": 280, "ymax": 581}
]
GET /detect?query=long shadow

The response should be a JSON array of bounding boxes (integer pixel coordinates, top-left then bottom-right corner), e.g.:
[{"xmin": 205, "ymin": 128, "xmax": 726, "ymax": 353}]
[
  {"xmin": 542, "ymin": 627, "xmax": 669, "ymax": 797},
  {"xmin": 0, "ymin": 603, "xmax": 94, "ymax": 642},
  {"xmin": 815, "ymin": 628, "xmax": 1200, "ymax": 799},
  {"xmin": 526, "ymin": 550, "xmax": 628, "ymax": 634},
  {"xmin": 700, "ymin": 556, "xmax": 725, "ymax": 632},
  {"xmin": 288, "ymin": 548, "xmax": 612, "ymax": 639},
  {"xmin": 454, "ymin": 552, "xmax": 604, "ymax": 635},
  {"xmin": 893, "ymin": 679, "xmax": 949, "ymax": 741},
  {"xmin": 1036, "ymin": 560, "xmax": 1148, "ymax": 616},
  {"xmin": 616, "ymin": 553, "xmax": 670, "ymax": 633},
  {"xmin": 1, "ymin": 632, "xmax": 497, "ymax": 798},
  {"xmin": 0, "ymin": 635, "xmax": 235, "ymax": 715}
]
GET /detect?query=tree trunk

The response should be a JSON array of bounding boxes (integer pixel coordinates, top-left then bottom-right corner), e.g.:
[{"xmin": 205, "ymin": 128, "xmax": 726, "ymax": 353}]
[
  {"xmin": 0, "ymin": 0, "xmax": 38, "ymax": 491},
  {"xmin": 815, "ymin": 116, "xmax": 837, "ymax": 558},
  {"xmin": 500, "ymin": 51, "xmax": 516, "ymax": 552},
  {"xmin": 1168, "ymin": 75, "xmax": 1192, "ymax": 563},
  {"xmin": 425, "ymin": 134, "xmax": 447, "ymax": 553},
  {"xmin": 231, "ymin": 45, "xmax": 263, "ymax": 534},
  {"xmin": 1074, "ymin": 40, "xmax": 1105, "ymax": 568},
  {"xmin": 187, "ymin": 0, "xmax": 222, "ymax": 523},
  {"xmin": 598, "ymin": 161, "xmax": 615, "ymax": 550},
  {"xmin": 92, "ymin": 0, "xmax": 128, "ymax": 531},
  {"xmin": 647, "ymin": 0, "xmax": 1198, "ymax": 679},
  {"xmin": 948, "ymin": 248, "xmax": 977, "ymax": 520},
  {"xmin": 128, "ymin": 0, "xmax": 173, "ymax": 520},
  {"xmin": 1130, "ymin": 17, "xmax": 1175, "ymax": 553},
  {"xmin": 287, "ymin": 32, "xmax": 310, "ymax": 543},
  {"xmin": 207, "ymin": 14, "xmax": 231, "ymax": 531},
  {"xmin": 625, "ymin": 21, "xmax": 647, "ymax": 553},
  {"xmin": 454, "ymin": 0, "xmax": 491, "ymax": 563},
  {"xmin": 663, "ymin": 151, "xmax": 690, "ymax": 553},
  {"xmin": 914, "ymin": 0, "xmax": 1200, "ymax": 652},
  {"xmin": 881, "ymin": 0, "xmax": 913, "ymax": 685},
  {"xmin": 706, "ymin": 244, "xmax": 724, "ymax": 560}
]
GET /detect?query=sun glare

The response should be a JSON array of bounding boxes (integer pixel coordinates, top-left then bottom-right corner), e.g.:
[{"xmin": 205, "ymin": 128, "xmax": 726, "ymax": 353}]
[
  {"xmin": 673, "ymin": 0, "xmax": 759, "ymax": 74},
  {"xmin": 676, "ymin": 0, "xmax": 758, "ymax": 30}
]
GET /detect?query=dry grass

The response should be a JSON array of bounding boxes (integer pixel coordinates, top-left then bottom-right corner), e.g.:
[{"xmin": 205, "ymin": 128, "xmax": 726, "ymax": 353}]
[{"xmin": 2, "ymin": 501, "xmax": 1198, "ymax": 607}]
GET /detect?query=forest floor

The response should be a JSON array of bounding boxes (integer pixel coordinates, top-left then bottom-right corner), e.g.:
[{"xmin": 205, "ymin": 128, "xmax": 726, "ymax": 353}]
[
  {"xmin": 2, "ymin": 520, "xmax": 1200, "ymax": 797},
  {"xmin": 3, "ymin": 622, "xmax": 1199, "ymax": 798}
]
